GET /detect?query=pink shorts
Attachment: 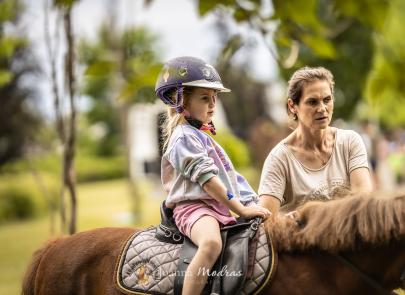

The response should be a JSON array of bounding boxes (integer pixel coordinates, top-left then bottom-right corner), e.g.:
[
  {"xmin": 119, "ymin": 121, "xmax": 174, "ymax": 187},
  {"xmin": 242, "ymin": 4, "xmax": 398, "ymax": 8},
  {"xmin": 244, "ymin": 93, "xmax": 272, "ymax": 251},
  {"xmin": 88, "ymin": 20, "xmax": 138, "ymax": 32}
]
[{"xmin": 173, "ymin": 199, "xmax": 236, "ymax": 238}]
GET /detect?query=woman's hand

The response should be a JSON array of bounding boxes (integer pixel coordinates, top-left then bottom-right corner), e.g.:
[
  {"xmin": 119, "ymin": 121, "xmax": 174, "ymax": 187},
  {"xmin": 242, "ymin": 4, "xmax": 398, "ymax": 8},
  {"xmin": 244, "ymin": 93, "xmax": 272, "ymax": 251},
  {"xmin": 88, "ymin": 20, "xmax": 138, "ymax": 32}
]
[
  {"xmin": 239, "ymin": 204, "xmax": 271, "ymax": 220},
  {"xmin": 285, "ymin": 210, "xmax": 300, "ymax": 221}
]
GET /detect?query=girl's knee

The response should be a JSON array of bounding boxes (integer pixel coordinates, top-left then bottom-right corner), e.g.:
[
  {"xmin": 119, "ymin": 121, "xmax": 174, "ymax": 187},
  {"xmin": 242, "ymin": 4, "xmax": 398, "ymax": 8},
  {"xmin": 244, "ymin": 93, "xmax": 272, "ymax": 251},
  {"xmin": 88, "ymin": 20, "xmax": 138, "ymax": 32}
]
[{"xmin": 199, "ymin": 238, "xmax": 222, "ymax": 261}]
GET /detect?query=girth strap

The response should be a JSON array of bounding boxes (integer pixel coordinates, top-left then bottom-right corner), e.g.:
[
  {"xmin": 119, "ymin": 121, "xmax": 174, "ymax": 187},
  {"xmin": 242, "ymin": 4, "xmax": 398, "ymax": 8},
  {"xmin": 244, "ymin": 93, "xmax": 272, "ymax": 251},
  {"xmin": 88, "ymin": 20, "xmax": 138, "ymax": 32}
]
[{"xmin": 334, "ymin": 254, "xmax": 395, "ymax": 295}]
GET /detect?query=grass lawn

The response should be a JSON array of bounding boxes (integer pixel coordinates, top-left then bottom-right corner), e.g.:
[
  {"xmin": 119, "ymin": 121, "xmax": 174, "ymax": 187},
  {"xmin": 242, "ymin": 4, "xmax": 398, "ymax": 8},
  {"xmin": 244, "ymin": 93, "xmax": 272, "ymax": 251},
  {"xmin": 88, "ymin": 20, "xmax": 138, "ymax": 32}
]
[{"xmin": 0, "ymin": 178, "xmax": 164, "ymax": 295}]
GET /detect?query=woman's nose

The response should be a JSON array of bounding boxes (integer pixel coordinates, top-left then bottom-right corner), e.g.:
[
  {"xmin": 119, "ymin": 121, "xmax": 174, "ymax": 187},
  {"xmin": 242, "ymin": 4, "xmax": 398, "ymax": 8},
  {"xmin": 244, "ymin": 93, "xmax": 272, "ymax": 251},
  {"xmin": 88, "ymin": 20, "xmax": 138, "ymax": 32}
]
[{"xmin": 318, "ymin": 101, "xmax": 327, "ymax": 112}]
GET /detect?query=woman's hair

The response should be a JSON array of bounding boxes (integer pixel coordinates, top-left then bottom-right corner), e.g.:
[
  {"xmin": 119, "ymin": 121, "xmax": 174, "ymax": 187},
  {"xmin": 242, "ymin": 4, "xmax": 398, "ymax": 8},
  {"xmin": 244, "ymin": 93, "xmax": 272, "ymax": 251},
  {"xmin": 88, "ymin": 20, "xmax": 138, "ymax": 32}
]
[
  {"xmin": 161, "ymin": 87, "xmax": 194, "ymax": 151},
  {"xmin": 286, "ymin": 66, "xmax": 335, "ymax": 120}
]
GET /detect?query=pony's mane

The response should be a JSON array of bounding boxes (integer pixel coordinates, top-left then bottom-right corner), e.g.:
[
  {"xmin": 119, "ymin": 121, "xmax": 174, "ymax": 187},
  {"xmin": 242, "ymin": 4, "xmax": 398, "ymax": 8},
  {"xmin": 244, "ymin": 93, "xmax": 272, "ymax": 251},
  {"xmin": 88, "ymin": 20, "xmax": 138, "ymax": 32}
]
[{"xmin": 266, "ymin": 190, "xmax": 405, "ymax": 252}]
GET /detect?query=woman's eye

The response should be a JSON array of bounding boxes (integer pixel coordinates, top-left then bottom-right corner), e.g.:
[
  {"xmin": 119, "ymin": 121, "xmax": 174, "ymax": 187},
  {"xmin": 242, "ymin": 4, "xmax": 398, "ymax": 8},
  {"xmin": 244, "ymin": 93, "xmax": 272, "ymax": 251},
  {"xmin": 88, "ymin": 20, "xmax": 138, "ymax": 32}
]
[{"xmin": 308, "ymin": 100, "xmax": 317, "ymax": 106}]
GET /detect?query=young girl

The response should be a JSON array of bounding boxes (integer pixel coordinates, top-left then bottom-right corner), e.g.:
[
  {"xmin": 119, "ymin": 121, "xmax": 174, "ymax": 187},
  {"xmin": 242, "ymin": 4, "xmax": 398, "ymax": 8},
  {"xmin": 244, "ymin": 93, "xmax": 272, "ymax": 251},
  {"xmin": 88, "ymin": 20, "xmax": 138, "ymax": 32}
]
[{"xmin": 155, "ymin": 56, "xmax": 270, "ymax": 295}]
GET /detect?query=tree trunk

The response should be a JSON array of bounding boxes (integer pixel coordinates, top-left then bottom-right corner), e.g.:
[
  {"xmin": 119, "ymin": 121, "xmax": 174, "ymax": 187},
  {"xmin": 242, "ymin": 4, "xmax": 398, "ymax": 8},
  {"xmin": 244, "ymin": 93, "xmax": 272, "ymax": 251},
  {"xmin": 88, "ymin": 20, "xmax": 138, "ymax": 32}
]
[
  {"xmin": 44, "ymin": 0, "xmax": 66, "ymax": 233},
  {"xmin": 63, "ymin": 7, "xmax": 78, "ymax": 235}
]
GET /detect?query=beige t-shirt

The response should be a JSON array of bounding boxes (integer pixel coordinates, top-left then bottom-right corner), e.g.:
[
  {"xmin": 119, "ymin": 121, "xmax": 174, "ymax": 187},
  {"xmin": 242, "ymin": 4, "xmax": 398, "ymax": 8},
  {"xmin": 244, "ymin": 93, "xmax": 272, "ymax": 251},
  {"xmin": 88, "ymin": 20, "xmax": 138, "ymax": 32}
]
[{"xmin": 258, "ymin": 128, "xmax": 369, "ymax": 211}]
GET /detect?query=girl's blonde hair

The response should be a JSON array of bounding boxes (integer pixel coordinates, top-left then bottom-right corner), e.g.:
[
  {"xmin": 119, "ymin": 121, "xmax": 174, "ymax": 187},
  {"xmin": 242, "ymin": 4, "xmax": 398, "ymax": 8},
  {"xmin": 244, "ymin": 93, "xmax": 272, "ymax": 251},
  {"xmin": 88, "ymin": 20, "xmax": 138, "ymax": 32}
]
[{"xmin": 161, "ymin": 87, "xmax": 193, "ymax": 151}]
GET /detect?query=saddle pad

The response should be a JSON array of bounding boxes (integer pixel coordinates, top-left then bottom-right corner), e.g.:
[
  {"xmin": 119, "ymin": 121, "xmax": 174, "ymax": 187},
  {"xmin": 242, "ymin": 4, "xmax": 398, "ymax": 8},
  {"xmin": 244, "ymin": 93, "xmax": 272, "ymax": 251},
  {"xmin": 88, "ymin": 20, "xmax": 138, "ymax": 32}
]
[{"xmin": 115, "ymin": 225, "xmax": 276, "ymax": 295}]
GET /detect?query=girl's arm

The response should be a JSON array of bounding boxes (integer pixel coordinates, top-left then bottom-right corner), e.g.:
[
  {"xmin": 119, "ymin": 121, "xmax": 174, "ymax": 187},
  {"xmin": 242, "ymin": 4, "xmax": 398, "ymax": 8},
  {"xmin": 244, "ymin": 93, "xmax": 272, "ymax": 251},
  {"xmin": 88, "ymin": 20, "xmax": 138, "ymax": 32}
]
[{"xmin": 202, "ymin": 176, "xmax": 270, "ymax": 219}]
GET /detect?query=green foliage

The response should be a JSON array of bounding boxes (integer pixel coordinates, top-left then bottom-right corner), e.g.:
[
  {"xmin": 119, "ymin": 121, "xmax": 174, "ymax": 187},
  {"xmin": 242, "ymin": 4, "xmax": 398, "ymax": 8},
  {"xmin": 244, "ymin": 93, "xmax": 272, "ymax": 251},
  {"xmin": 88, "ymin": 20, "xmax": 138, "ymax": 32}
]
[
  {"xmin": 388, "ymin": 152, "xmax": 405, "ymax": 181},
  {"xmin": 365, "ymin": 0, "xmax": 405, "ymax": 127},
  {"xmin": 0, "ymin": 187, "xmax": 35, "ymax": 222},
  {"xmin": 75, "ymin": 154, "xmax": 126, "ymax": 182},
  {"xmin": 214, "ymin": 129, "xmax": 251, "ymax": 169},
  {"xmin": 0, "ymin": 70, "xmax": 12, "ymax": 85},
  {"xmin": 80, "ymin": 24, "xmax": 161, "ymax": 103},
  {"xmin": 0, "ymin": 173, "xmax": 58, "ymax": 223},
  {"xmin": 199, "ymin": 0, "xmax": 234, "ymax": 16},
  {"xmin": 79, "ymin": 24, "xmax": 161, "ymax": 156},
  {"xmin": 0, "ymin": 0, "xmax": 42, "ymax": 165},
  {"xmin": 280, "ymin": 19, "xmax": 374, "ymax": 120},
  {"xmin": 53, "ymin": 0, "xmax": 78, "ymax": 8},
  {"xmin": 1, "ymin": 151, "xmax": 126, "ymax": 184},
  {"xmin": 0, "ymin": 0, "xmax": 21, "ymax": 22},
  {"xmin": 197, "ymin": 0, "xmax": 391, "ymax": 121}
]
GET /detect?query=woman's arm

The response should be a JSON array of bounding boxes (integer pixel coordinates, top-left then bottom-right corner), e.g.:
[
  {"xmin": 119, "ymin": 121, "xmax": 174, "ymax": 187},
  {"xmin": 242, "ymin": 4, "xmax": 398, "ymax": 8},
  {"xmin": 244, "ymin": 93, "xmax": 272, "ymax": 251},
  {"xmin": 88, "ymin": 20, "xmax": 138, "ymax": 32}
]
[
  {"xmin": 259, "ymin": 195, "xmax": 281, "ymax": 215},
  {"xmin": 347, "ymin": 131, "xmax": 374, "ymax": 193},
  {"xmin": 202, "ymin": 176, "xmax": 270, "ymax": 219},
  {"xmin": 350, "ymin": 167, "xmax": 373, "ymax": 193}
]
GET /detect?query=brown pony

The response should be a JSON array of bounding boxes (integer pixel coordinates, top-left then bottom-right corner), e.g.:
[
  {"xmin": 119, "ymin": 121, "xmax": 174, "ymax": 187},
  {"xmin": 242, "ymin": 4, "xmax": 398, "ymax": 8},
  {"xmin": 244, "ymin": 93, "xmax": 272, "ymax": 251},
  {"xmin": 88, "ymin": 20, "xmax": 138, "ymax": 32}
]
[{"xmin": 22, "ymin": 192, "xmax": 405, "ymax": 295}]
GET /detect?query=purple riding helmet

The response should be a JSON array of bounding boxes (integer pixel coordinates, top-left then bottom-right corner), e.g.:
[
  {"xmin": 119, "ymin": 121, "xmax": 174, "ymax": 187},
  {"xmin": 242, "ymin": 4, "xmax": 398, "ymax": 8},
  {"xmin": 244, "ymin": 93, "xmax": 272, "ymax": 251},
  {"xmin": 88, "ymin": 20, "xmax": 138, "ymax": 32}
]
[{"xmin": 155, "ymin": 56, "xmax": 230, "ymax": 113}]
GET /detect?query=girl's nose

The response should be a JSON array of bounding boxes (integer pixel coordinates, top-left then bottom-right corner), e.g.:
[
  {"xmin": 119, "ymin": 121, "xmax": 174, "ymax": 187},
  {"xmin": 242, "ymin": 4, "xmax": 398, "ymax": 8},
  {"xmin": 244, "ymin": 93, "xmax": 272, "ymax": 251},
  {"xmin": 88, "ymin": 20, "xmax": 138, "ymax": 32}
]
[{"xmin": 210, "ymin": 94, "xmax": 216, "ymax": 106}]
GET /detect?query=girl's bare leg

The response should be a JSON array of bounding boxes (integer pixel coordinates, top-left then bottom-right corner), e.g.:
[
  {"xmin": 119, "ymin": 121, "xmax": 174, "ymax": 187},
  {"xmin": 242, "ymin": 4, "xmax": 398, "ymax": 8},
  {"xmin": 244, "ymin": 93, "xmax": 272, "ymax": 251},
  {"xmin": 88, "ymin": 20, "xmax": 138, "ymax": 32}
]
[{"xmin": 182, "ymin": 216, "xmax": 222, "ymax": 295}]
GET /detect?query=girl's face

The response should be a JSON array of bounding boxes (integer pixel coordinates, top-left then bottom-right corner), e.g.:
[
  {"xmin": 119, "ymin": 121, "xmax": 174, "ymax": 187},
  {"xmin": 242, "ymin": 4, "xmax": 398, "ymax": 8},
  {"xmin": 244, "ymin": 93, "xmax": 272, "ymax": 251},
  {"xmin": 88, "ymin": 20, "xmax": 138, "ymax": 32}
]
[
  {"xmin": 184, "ymin": 87, "xmax": 217, "ymax": 124},
  {"xmin": 289, "ymin": 80, "xmax": 334, "ymax": 130}
]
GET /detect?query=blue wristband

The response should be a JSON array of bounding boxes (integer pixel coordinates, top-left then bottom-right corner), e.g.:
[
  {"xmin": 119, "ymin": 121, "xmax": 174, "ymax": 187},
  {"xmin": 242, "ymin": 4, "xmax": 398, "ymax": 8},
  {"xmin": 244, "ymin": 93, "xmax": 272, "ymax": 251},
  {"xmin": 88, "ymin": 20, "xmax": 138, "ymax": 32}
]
[{"xmin": 227, "ymin": 192, "xmax": 234, "ymax": 200}]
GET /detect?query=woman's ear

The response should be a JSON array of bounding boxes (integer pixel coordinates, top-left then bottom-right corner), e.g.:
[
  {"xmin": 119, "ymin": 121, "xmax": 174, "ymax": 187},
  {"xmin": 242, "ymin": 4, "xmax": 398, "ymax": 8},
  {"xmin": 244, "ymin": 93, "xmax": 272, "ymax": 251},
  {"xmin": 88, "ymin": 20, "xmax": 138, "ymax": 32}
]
[{"xmin": 287, "ymin": 98, "xmax": 296, "ymax": 114}]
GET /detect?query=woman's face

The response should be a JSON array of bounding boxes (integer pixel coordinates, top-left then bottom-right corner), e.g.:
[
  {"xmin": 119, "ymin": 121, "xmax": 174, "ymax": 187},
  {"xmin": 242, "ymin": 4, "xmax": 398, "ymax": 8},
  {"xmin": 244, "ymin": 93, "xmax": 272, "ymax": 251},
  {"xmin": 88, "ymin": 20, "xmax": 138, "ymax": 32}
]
[
  {"xmin": 184, "ymin": 87, "xmax": 217, "ymax": 124},
  {"xmin": 289, "ymin": 80, "xmax": 334, "ymax": 130}
]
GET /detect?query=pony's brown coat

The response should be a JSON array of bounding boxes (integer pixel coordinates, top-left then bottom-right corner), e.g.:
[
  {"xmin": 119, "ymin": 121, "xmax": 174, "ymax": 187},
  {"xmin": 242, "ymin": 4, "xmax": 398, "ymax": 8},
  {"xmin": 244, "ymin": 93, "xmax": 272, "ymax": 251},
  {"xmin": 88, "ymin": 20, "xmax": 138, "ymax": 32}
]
[
  {"xmin": 21, "ymin": 238, "xmax": 64, "ymax": 295},
  {"xmin": 268, "ymin": 191, "xmax": 405, "ymax": 252},
  {"xmin": 21, "ymin": 192, "xmax": 405, "ymax": 295}
]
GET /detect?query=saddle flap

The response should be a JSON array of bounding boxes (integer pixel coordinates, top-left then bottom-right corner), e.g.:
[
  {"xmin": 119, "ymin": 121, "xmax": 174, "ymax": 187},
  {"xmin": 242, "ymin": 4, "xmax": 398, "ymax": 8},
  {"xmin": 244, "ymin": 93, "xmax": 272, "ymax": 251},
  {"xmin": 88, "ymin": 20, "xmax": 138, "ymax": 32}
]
[
  {"xmin": 220, "ymin": 225, "xmax": 251, "ymax": 294},
  {"xmin": 175, "ymin": 220, "xmax": 260, "ymax": 295},
  {"xmin": 115, "ymin": 226, "xmax": 276, "ymax": 295}
]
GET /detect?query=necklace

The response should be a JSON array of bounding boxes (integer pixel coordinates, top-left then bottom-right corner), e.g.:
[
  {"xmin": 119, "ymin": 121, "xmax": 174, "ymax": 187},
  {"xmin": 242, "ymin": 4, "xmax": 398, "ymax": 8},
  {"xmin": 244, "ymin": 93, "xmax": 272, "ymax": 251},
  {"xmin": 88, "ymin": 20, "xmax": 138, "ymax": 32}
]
[{"xmin": 313, "ymin": 148, "xmax": 328, "ymax": 165}]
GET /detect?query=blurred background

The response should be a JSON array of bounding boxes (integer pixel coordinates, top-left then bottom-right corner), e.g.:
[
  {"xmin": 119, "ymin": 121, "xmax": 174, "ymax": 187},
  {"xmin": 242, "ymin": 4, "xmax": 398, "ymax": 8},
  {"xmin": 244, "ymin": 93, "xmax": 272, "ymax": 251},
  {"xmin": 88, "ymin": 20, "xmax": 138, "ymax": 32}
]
[{"xmin": 0, "ymin": 0, "xmax": 404, "ymax": 293}]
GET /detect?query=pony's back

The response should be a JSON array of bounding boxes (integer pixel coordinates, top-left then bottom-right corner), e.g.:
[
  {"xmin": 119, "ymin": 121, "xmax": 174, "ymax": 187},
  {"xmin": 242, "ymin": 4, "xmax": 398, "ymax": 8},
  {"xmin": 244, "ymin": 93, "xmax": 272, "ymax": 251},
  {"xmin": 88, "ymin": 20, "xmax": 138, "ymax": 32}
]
[{"xmin": 21, "ymin": 238, "xmax": 63, "ymax": 295}]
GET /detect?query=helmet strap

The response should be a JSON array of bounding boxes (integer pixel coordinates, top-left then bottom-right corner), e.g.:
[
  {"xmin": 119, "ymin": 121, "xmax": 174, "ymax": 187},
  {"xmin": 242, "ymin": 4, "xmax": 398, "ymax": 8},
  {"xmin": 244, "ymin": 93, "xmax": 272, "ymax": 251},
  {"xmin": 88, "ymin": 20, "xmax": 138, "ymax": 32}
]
[
  {"xmin": 184, "ymin": 116, "xmax": 216, "ymax": 135},
  {"xmin": 174, "ymin": 87, "xmax": 184, "ymax": 113}
]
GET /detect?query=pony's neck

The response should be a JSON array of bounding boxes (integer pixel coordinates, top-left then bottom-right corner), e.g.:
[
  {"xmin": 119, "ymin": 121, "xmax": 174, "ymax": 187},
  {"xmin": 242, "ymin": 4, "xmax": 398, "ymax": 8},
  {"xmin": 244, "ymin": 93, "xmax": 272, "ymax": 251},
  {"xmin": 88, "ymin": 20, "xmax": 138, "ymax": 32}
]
[{"xmin": 345, "ymin": 239, "xmax": 405, "ymax": 291}]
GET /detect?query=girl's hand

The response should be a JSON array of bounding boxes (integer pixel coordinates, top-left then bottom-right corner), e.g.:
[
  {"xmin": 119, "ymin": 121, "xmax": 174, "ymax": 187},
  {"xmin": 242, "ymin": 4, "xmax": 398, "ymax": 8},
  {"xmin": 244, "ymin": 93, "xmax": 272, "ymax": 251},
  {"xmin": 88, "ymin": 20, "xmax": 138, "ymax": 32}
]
[{"xmin": 240, "ymin": 204, "xmax": 271, "ymax": 220}]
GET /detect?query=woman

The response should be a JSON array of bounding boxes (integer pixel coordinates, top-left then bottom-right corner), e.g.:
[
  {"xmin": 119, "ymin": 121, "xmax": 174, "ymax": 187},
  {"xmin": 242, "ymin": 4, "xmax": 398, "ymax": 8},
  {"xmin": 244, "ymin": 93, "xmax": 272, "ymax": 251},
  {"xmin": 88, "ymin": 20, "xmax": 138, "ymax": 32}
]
[{"xmin": 259, "ymin": 66, "xmax": 373, "ymax": 214}]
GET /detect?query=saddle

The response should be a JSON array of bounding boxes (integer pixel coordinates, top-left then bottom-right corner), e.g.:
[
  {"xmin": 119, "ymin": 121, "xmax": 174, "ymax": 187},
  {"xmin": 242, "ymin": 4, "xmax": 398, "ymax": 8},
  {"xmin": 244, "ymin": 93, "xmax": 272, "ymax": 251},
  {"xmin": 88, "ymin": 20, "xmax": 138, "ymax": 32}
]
[
  {"xmin": 155, "ymin": 201, "xmax": 184, "ymax": 244},
  {"xmin": 155, "ymin": 201, "xmax": 262, "ymax": 295}
]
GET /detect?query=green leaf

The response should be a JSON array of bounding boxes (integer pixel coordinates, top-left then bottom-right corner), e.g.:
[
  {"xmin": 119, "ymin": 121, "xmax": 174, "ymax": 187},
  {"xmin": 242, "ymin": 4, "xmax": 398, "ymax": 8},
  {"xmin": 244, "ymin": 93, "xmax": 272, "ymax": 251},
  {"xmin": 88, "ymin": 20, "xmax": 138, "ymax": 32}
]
[
  {"xmin": 198, "ymin": 0, "xmax": 234, "ymax": 16},
  {"xmin": 301, "ymin": 34, "xmax": 336, "ymax": 58},
  {"xmin": 53, "ymin": 0, "xmax": 78, "ymax": 8},
  {"xmin": 335, "ymin": 0, "xmax": 389, "ymax": 32},
  {"xmin": 118, "ymin": 64, "xmax": 162, "ymax": 102},
  {"xmin": 0, "ymin": 36, "xmax": 26, "ymax": 59},
  {"xmin": 198, "ymin": 0, "xmax": 220, "ymax": 16},
  {"xmin": 0, "ymin": 0, "xmax": 21, "ymax": 23},
  {"xmin": 273, "ymin": 0, "xmax": 322, "ymax": 30},
  {"xmin": 0, "ymin": 70, "xmax": 13, "ymax": 86},
  {"xmin": 84, "ymin": 61, "xmax": 117, "ymax": 76},
  {"xmin": 219, "ymin": 35, "xmax": 244, "ymax": 63},
  {"xmin": 234, "ymin": 7, "xmax": 250, "ymax": 22}
]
